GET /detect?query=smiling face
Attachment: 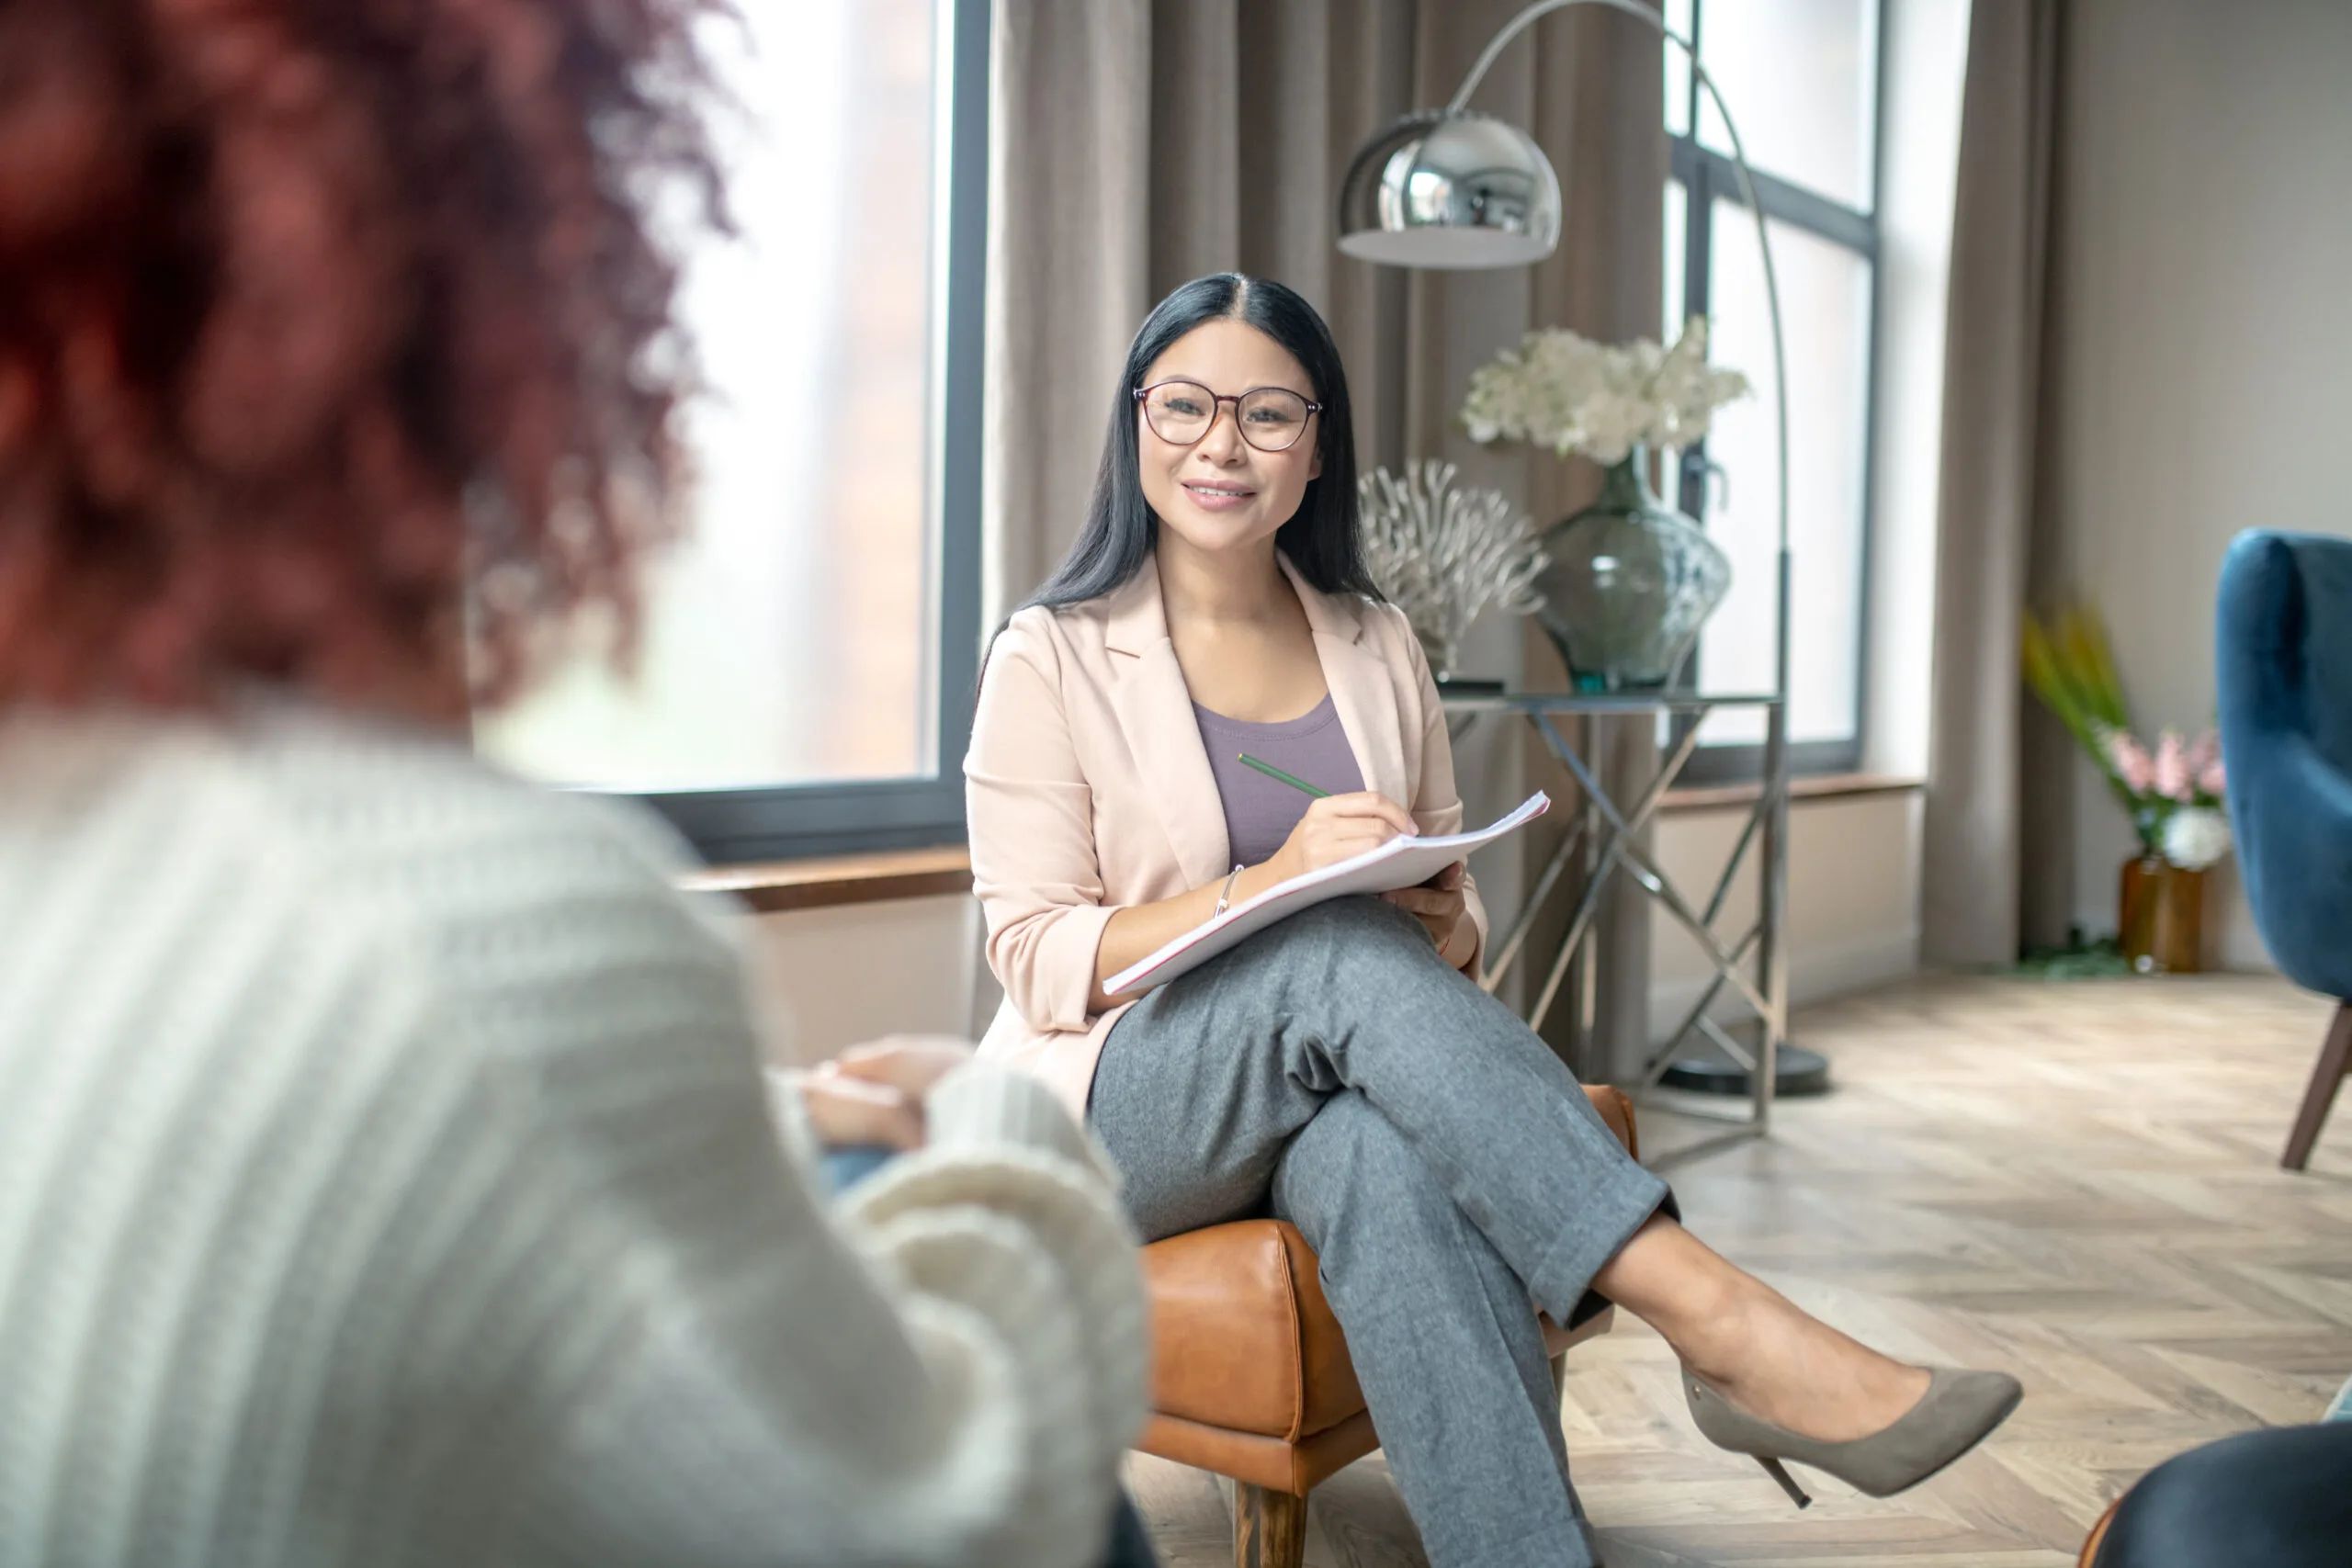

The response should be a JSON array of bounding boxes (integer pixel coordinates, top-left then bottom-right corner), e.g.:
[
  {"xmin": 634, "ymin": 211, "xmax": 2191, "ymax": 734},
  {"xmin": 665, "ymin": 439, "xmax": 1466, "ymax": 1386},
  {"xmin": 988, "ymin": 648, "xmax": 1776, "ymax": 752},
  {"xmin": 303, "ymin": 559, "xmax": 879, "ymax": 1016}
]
[{"xmin": 1135, "ymin": 317, "xmax": 1322, "ymax": 564}]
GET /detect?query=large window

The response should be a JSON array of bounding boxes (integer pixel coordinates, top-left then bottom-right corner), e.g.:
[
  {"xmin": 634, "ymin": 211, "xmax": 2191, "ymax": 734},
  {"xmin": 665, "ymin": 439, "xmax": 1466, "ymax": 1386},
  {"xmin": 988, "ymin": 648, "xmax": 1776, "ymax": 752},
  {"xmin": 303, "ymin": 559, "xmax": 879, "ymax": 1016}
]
[
  {"xmin": 474, "ymin": 0, "xmax": 988, "ymax": 862},
  {"xmin": 1663, "ymin": 0, "xmax": 1883, "ymax": 777}
]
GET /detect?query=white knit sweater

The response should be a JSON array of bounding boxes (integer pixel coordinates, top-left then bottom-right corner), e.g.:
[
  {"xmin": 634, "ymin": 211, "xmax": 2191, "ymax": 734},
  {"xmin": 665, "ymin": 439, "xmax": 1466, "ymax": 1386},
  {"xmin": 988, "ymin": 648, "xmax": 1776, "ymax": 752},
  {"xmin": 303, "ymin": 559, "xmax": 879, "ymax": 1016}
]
[{"xmin": 0, "ymin": 704, "xmax": 1148, "ymax": 1568}]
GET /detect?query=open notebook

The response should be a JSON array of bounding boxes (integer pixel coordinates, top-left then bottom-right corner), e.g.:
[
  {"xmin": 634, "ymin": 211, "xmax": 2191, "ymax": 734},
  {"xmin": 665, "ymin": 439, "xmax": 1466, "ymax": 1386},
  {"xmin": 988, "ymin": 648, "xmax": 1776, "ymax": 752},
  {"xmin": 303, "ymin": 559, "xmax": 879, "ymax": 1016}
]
[{"xmin": 1103, "ymin": 791, "xmax": 1551, "ymax": 997}]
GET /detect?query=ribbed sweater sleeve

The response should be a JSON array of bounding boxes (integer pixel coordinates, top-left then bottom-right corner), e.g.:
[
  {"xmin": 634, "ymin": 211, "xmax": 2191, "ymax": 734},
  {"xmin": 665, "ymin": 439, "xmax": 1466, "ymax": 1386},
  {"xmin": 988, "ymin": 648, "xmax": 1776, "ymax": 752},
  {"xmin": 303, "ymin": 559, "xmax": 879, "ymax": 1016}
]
[{"xmin": 0, "ymin": 708, "xmax": 1148, "ymax": 1568}]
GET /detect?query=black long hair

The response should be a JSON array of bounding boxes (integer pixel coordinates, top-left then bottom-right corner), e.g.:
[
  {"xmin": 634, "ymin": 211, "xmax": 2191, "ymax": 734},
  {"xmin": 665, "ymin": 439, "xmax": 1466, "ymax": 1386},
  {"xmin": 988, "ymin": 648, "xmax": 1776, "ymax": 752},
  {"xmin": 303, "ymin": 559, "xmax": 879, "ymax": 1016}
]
[{"xmin": 1021, "ymin": 273, "xmax": 1379, "ymax": 615}]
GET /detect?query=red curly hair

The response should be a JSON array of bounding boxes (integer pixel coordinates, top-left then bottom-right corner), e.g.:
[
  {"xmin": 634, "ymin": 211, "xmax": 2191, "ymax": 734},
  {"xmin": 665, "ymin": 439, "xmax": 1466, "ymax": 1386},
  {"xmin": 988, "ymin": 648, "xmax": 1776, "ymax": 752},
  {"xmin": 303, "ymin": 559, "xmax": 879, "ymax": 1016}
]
[{"xmin": 0, "ymin": 0, "xmax": 727, "ymax": 710}]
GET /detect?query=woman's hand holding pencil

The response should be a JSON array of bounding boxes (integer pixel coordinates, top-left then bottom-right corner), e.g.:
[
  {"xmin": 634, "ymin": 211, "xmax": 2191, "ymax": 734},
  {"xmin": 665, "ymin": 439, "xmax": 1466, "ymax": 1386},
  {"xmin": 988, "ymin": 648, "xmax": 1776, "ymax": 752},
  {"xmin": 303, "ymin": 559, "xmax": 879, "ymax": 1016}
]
[
  {"xmin": 1241, "ymin": 751, "xmax": 1467, "ymax": 957},
  {"xmin": 1261, "ymin": 785, "xmax": 1420, "ymax": 884}
]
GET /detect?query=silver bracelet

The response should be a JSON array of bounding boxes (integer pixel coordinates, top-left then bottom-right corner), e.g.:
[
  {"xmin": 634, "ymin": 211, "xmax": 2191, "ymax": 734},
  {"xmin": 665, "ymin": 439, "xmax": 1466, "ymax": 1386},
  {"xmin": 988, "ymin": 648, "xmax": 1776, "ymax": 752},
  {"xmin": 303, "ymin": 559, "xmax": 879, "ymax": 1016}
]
[{"xmin": 1212, "ymin": 863, "xmax": 1245, "ymax": 919}]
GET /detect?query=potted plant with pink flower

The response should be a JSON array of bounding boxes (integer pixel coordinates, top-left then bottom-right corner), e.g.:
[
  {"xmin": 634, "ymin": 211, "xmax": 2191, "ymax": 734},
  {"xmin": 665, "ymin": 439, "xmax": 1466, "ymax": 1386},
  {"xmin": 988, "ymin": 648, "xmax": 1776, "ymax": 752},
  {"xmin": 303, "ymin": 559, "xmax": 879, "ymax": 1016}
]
[
  {"xmin": 2023, "ymin": 605, "xmax": 2231, "ymax": 973},
  {"xmin": 2101, "ymin": 728, "xmax": 2232, "ymax": 872}
]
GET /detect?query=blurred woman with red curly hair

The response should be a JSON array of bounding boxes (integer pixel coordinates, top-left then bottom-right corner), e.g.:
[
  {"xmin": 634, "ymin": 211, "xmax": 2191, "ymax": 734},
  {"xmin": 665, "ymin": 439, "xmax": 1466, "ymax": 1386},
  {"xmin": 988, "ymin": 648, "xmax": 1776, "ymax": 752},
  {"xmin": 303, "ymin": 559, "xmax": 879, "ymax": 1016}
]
[{"xmin": 0, "ymin": 3, "xmax": 1148, "ymax": 1565}]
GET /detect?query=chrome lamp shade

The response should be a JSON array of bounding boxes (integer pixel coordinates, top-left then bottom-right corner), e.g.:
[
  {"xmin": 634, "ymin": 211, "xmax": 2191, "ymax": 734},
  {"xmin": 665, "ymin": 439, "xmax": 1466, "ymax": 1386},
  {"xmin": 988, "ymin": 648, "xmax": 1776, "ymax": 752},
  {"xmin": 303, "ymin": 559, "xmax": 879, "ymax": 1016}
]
[{"xmin": 1335, "ymin": 110, "xmax": 1562, "ymax": 269}]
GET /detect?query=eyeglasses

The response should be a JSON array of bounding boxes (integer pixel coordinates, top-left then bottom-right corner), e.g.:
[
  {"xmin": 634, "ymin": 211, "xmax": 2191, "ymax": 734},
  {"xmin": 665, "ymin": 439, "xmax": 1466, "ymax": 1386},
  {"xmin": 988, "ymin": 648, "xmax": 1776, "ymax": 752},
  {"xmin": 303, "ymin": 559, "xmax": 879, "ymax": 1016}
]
[{"xmin": 1134, "ymin": 378, "xmax": 1323, "ymax": 454}]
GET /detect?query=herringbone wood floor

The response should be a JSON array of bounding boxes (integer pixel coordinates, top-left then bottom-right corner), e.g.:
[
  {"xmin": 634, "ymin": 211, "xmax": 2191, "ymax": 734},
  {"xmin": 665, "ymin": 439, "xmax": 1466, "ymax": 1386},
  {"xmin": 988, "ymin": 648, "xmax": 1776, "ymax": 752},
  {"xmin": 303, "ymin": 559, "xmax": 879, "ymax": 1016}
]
[{"xmin": 1127, "ymin": 972, "xmax": 2352, "ymax": 1566}]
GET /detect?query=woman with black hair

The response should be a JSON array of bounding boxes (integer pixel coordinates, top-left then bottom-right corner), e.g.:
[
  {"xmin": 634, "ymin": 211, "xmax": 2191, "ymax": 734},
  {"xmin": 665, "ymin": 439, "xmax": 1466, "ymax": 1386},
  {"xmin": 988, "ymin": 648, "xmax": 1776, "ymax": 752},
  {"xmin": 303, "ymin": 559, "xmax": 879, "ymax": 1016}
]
[{"xmin": 967, "ymin": 273, "xmax": 2021, "ymax": 1568}]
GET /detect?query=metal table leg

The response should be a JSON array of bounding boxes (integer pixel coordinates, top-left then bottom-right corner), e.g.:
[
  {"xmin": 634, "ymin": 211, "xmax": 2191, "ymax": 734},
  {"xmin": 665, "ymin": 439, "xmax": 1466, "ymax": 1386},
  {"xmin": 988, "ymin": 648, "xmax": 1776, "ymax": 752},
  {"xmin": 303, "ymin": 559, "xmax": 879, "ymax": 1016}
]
[{"xmin": 1434, "ymin": 691, "xmax": 1793, "ymax": 1171}]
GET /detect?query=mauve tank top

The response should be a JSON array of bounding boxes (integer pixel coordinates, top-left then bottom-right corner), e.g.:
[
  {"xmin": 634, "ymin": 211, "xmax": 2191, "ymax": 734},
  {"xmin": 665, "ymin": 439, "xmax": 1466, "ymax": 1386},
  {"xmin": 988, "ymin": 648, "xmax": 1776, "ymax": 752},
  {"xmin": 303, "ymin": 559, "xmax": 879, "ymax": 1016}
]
[{"xmin": 1192, "ymin": 694, "xmax": 1366, "ymax": 868}]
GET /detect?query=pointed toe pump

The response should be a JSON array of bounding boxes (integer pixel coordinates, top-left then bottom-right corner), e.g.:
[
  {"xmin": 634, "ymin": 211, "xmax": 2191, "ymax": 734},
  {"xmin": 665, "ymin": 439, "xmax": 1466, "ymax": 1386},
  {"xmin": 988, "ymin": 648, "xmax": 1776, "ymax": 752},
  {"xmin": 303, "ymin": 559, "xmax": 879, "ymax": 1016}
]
[{"xmin": 1682, "ymin": 1367, "xmax": 2024, "ymax": 1508}]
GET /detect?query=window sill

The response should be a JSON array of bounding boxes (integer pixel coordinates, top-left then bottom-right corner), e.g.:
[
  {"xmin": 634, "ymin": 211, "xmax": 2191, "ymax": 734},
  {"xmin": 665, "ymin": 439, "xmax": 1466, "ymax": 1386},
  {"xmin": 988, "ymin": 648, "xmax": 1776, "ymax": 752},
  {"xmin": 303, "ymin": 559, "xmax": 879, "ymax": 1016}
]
[
  {"xmin": 682, "ymin": 774, "xmax": 1925, "ymax": 907},
  {"xmin": 1659, "ymin": 772, "xmax": 1924, "ymax": 816},
  {"xmin": 682, "ymin": 845, "xmax": 973, "ymax": 914}
]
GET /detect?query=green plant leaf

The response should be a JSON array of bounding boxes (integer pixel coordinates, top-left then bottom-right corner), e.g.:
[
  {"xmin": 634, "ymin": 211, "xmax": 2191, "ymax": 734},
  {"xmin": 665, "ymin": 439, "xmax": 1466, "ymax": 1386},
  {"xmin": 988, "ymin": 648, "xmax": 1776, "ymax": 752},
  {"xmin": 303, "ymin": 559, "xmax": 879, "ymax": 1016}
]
[
  {"xmin": 2022, "ymin": 605, "xmax": 2138, "ymax": 813},
  {"xmin": 2059, "ymin": 605, "xmax": 2130, "ymax": 729}
]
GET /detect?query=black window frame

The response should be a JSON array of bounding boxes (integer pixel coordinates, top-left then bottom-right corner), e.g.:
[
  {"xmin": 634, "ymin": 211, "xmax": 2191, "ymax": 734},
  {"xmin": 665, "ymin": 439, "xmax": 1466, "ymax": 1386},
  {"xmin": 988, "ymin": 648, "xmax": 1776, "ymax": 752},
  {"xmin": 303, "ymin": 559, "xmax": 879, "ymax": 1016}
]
[
  {"xmin": 624, "ymin": 0, "xmax": 989, "ymax": 865},
  {"xmin": 1667, "ymin": 0, "xmax": 1885, "ymax": 784}
]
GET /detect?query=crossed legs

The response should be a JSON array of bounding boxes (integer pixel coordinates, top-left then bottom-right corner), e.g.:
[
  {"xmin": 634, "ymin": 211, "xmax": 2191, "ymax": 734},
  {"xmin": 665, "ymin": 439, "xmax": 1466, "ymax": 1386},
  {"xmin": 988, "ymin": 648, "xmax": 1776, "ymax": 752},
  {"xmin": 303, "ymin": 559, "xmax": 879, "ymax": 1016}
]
[{"xmin": 1091, "ymin": 897, "xmax": 1932, "ymax": 1568}]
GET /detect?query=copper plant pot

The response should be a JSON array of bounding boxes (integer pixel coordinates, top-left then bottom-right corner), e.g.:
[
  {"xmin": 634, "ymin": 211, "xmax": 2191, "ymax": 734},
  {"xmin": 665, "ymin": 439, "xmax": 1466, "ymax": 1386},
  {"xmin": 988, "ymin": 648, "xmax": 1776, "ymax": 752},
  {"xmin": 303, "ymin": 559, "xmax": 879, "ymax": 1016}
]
[{"xmin": 2119, "ymin": 854, "xmax": 2206, "ymax": 974}]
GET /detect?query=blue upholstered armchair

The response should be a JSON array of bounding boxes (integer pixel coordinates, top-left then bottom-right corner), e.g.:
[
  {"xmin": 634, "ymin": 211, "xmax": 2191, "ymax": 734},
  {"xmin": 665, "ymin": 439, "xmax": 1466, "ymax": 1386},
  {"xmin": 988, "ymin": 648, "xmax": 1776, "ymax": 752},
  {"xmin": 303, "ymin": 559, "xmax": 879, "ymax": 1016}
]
[{"xmin": 2215, "ymin": 530, "xmax": 2352, "ymax": 1169}]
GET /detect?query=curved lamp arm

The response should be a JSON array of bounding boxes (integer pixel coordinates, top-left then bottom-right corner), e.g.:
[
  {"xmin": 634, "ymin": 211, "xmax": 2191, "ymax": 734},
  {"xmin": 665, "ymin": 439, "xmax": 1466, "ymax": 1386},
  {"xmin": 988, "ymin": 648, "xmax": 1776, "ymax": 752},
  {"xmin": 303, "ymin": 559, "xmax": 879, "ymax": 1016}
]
[{"xmin": 1451, "ymin": 0, "xmax": 1792, "ymax": 690}]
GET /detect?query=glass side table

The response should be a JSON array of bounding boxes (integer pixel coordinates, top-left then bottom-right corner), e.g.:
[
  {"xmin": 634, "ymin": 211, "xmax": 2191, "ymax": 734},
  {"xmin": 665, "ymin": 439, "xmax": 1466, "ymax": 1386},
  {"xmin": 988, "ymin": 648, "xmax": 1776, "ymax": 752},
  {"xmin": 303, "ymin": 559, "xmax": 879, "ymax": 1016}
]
[{"xmin": 1440, "ymin": 690, "xmax": 1793, "ymax": 1167}]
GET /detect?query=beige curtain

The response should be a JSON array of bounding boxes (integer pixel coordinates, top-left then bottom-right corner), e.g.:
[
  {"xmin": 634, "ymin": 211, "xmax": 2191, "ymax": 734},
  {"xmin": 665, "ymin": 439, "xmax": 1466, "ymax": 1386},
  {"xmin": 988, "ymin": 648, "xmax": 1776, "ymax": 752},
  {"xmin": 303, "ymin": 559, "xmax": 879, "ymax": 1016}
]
[
  {"xmin": 985, "ymin": 0, "xmax": 1666, "ymax": 1074},
  {"xmin": 979, "ymin": 1, "xmax": 1151, "ymax": 624},
  {"xmin": 1921, "ymin": 0, "xmax": 2067, "ymax": 965}
]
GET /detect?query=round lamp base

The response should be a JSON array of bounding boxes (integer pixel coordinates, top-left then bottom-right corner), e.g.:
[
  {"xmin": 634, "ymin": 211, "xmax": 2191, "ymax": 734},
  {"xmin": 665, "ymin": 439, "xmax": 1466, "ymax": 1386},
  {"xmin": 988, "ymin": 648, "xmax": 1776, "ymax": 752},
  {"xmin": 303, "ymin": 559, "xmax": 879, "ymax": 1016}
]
[{"xmin": 1658, "ymin": 1041, "xmax": 1832, "ymax": 1098}]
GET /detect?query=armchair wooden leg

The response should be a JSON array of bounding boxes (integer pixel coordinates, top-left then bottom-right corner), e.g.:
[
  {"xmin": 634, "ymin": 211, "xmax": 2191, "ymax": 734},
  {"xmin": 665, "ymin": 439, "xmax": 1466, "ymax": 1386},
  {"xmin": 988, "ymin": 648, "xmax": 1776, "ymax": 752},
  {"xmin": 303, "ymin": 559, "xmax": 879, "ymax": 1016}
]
[
  {"xmin": 2282, "ymin": 1001, "xmax": 2352, "ymax": 1171},
  {"xmin": 1233, "ymin": 1482, "xmax": 1307, "ymax": 1568}
]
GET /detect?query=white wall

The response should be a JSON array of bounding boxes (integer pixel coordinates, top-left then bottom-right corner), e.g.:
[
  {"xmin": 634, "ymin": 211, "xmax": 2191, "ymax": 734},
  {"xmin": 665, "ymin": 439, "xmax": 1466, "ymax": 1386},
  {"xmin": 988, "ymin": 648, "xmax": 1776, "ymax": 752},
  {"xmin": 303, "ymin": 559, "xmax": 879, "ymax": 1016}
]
[
  {"xmin": 2043, "ymin": 0, "xmax": 2352, "ymax": 967},
  {"xmin": 743, "ymin": 897, "xmax": 988, "ymax": 1066},
  {"xmin": 1647, "ymin": 791, "xmax": 1922, "ymax": 1043}
]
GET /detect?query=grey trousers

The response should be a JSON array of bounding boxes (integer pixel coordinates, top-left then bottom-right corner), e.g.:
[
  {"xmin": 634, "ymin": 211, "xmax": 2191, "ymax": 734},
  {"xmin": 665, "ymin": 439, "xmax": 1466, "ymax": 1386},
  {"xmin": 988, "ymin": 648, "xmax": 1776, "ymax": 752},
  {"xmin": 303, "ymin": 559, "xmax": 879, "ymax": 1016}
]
[{"xmin": 1088, "ymin": 897, "xmax": 1672, "ymax": 1568}]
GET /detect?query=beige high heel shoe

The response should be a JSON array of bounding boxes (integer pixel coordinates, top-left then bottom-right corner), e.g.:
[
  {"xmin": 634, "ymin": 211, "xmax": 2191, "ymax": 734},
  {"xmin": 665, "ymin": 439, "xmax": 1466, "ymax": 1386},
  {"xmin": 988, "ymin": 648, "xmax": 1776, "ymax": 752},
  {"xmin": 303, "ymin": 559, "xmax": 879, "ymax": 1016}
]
[{"xmin": 1682, "ymin": 1366, "xmax": 2023, "ymax": 1507}]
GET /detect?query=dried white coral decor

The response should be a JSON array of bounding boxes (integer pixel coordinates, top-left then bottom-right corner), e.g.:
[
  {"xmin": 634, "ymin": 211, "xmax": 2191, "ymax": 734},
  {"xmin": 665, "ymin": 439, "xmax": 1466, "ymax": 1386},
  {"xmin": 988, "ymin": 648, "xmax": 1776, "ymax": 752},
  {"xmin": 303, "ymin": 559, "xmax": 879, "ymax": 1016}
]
[
  {"xmin": 1462, "ymin": 316, "xmax": 1749, "ymax": 467},
  {"xmin": 1356, "ymin": 459, "xmax": 1546, "ymax": 679}
]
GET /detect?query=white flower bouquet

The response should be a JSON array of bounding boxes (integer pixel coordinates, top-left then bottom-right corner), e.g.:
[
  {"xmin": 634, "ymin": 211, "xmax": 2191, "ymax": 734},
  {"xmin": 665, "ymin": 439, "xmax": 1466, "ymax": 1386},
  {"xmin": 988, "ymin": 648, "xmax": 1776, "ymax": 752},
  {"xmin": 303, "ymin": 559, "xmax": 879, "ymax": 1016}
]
[{"xmin": 1461, "ymin": 316, "xmax": 1749, "ymax": 467}]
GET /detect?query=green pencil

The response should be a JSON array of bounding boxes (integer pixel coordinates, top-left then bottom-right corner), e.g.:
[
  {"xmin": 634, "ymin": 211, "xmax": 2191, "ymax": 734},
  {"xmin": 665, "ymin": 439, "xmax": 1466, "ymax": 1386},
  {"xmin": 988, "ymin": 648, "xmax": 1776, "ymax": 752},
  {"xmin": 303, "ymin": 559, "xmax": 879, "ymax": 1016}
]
[{"xmin": 1237, "ymin": 752, "xmax": 1331, "ymax": 799}]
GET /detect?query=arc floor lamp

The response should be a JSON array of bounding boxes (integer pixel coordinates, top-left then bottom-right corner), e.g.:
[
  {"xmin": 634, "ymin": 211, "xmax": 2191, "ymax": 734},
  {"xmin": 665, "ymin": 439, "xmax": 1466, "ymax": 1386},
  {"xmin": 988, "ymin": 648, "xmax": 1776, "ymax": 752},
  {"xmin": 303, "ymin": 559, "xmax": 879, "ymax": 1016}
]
[{"xmin": 1336, "ymin": 0, "xmax": 1824, "ymax": 1102}]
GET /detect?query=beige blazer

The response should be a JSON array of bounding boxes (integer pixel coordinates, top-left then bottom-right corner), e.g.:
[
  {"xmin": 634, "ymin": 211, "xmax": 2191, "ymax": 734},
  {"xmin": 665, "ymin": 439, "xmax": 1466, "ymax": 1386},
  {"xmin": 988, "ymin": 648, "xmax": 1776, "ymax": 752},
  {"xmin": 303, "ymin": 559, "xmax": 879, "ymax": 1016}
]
[{"xmin": 966, "ymin": 553, "xmax": 1489, "ymax": 1117}]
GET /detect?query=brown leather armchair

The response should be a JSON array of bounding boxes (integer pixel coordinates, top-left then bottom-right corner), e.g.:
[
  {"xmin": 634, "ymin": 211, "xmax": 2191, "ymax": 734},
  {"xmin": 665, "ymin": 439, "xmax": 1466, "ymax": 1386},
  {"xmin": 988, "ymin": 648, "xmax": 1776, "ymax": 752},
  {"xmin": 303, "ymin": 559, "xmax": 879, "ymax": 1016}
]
[
  {"xmin": 2079, "ymin": 1498, "xmax": 2118, "ymax": 1567},
  {"xmin": 1134, "ymin": 1086, "xmax": 1641, "ymax": 1568}
]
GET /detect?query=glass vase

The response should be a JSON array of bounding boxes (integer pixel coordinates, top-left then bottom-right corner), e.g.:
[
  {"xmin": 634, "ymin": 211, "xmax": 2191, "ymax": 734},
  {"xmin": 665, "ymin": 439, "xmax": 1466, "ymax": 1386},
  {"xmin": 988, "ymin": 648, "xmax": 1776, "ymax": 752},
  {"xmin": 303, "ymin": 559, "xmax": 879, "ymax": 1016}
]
[
  {"xmin": 1532, "ymin": 449, "xmax": 1731, "ymax": 692},
  {"xmin": 2118, "ymin": 853, "xmax": 2206, "ymax": 974}
]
